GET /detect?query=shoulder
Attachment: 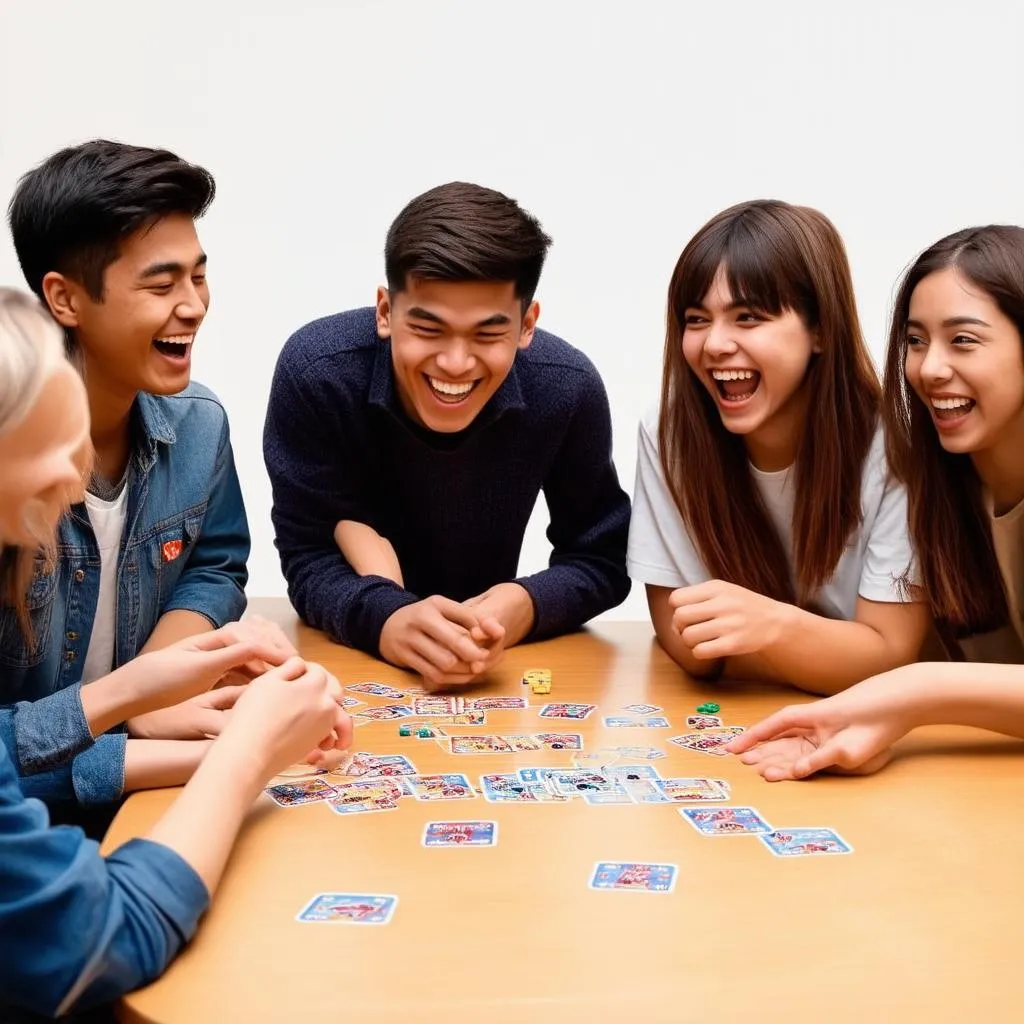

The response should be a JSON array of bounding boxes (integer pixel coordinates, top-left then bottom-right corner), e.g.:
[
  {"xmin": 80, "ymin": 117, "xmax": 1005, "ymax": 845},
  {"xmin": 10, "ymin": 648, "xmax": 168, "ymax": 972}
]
[
  {"xmin": 516, "ymin": 329, "xmax": 612, "ymax": 412},
  {"xmin": 276, "ymin": 307, "xmax": 379, "ymax": 381},
  {"xmin": 152, "ymin": 381, "xmax": 229, "ymax": 431}
]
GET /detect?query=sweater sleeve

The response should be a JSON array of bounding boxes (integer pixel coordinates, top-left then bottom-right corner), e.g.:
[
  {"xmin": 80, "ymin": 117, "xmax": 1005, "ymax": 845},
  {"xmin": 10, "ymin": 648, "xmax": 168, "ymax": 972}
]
[
  {"xmin": 516, "ymin": 365, "xmax": 631, "ymax": 638},
  {"xmin": 263, "ymin": 341, "xmax": 420, "ymax": 655},
  {"xmin": 0, "ymin": 745, "xmax": 208, "ymax": 1018}
]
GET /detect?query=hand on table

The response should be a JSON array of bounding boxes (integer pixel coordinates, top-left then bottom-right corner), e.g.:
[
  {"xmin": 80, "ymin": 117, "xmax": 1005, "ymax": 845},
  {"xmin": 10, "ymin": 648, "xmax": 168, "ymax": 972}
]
[
  {"xmin": 669, "ymin": 580, "xmax": 788, "ymax": 660},
  {"xmin": 726, "ymin": 670, "xmax": 915, "ymax": 780}
]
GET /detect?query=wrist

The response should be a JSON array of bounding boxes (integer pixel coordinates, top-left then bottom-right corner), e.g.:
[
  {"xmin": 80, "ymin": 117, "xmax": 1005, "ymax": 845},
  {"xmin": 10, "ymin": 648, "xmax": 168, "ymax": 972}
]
[
  {"xmin": 195, "ymin": 734, "xmax": 267, "ymax": 801},
  {"xmin": 81, "ymin": 667, "xmax": 147, "ymax": 738},
  {"xmin": 500, "ymin": 584, "xmax": 536, "ymax": 645}
]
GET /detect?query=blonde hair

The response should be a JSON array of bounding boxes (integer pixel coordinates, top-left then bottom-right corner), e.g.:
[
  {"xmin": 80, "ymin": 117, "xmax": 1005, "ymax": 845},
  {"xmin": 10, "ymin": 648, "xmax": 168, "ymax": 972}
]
[
  {"xmin": 0, "ymin": 287, "xmax": 82, "ymax": 638},
  {"xmin": 0, "ymin": 287, "xmax": 68, "ymax": 437}
]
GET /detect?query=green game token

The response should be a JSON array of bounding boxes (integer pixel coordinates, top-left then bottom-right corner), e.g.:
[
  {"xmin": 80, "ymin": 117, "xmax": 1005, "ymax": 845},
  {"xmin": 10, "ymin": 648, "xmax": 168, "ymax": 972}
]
[
  {"xmin": 696, "ymin": 702, "xmax": 720, "ymax": 714},
  {"xmin": 417, "ymin": 728, "xmax": 432, "ymax": 738},
  {"xmin": 398, "ymin": 725, "xmax": 411, "ymax": 737}
]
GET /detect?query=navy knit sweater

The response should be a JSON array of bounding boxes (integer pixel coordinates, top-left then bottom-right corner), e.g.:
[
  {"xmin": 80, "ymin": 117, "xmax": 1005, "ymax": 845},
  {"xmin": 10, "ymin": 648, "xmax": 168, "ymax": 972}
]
[{"xmin": 263, "ymin": 307, "xmax": 631, "ymax": 655}]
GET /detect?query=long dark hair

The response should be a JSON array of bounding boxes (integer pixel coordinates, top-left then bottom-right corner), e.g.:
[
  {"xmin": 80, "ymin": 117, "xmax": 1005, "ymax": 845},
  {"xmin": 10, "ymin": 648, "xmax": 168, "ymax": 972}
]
[
  {"xmin": 659, "ymin": 200, "xmax": 880, "ymax": 604},
  {"xmin": 883, "ymin": 225, "xmax": 1024, "ymax": 636}
]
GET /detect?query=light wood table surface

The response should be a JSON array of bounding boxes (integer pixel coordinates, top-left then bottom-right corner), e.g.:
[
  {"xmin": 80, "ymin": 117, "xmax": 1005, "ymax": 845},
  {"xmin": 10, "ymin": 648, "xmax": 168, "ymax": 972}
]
[{"xmin": 105, "ymin": 598, "xmax": 1024, "ymax": 1024}]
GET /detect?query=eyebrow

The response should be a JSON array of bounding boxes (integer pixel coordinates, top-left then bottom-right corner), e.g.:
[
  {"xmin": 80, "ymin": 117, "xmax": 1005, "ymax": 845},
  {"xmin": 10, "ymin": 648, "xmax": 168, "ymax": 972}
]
[
  {"xmin": 906, "ymin": 316, "xmax": 991, "ymax": 330},
  {"xmin": 138, "ymin": 253, "xmax": 208, "ymax": 280},
  {"xmin": 406, "ymin": 306, "xmax": 512, "ymax": 329}
]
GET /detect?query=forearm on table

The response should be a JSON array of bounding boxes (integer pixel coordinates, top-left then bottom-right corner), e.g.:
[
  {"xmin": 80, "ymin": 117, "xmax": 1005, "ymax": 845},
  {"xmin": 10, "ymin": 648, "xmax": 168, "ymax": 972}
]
[
  {"xmin": 144, "ymin": 738, "xmax": 267, "ymax": 894},
  {"xmin": 517, "ymin": 560, "xmax": 628, "ymax": 641},
  {"xmin": 755, "ymin": 607, "xmax": 917, "ymax": 696},
  {"xmin": 897, "ymin": 662, "xmax": 1024, "ymax": 737},
  {"xmin": 123, "ymin": 739, "xmax": 212, "ymax": 792}
]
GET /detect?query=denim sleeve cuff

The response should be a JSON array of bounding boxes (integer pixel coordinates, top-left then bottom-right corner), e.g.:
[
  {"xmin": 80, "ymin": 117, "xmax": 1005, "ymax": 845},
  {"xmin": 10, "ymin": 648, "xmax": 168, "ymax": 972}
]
[
  {"xmin": 162, "ymin": 579, "xmax": 246, "ymax": 628},
  {"xmin": 71, "ymin": 732, "xmax": 127, "ymax": 806},
  {"xmin": 13, "ymin": 684, "xmax": 95, "ymax": 774},
  {"xmin": 104, "ymin": 837, "xmax": 210, "ymax": 923}
]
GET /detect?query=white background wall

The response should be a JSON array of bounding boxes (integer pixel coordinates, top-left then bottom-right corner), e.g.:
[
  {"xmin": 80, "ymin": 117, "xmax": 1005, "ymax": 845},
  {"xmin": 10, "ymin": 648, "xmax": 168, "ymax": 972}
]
[{"xmin": 2, "ymin": 0, "xmax": 1022, "ymax": 619}]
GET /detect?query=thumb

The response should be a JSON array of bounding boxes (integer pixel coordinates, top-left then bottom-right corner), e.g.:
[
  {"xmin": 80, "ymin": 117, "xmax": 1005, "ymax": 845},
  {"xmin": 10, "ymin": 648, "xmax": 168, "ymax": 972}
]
[
  {"xmin": 203, "ymin": 684, "xmax": 247, "ymax": 711},
  {"xmin": 793, "ymin": 736, "xmax": 854, "ymax": 779}
]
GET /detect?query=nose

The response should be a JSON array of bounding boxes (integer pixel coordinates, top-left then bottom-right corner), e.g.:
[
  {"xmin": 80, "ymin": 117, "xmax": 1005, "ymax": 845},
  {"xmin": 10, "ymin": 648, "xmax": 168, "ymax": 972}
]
[
  {"xmin": 703, "ymin": 320, "xmax": 738, "ymax": 358},
  {"xmin": 434, "ymin": 338, "xmax": 475, "ymax": 378},
  {"xmin": 917, "ymin": 341, "xmax": 952, "ymax": 385},
  {"xmin": 175, "ymin": 280, "xmax": 208, "ymax": 322}
]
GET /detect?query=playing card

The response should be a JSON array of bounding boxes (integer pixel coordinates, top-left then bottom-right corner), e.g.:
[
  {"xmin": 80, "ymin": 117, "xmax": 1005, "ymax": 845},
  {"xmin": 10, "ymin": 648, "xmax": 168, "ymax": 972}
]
[
  {"xmin": 339, "ymin": 697, "xmax": 365, "ymax": 709},
  {"xmin": 354, "ymin": 704, "xmax": 414, "ymax": 722},
  {"xmin": 407, "ymin": 773, "xmax": 475, "ymax": 801},
  {"xmin": 413, "ymin": 695, "xmax": 465, "ymax": 716},
  {"xmin": 502, "ymin": 734, "xmax": 543, "ymax": 752},
  {"xmin": 538, "ymin": 703, "xmax": 596, "ymax": 720},
  {"xmin": 680, "ymin": 806, "xmax": 772, "ymax": 835},
  {"xmin": 448, "ymin": 735, "xmax": 514, "ymax": 754},
  {"xmin": 467, "ymin": 696, "xmax": 529, "ymax": 711},
  {"xmin": 296, "ymin": 893, "xmax": 397, "ymax": 925},
  {"xmin": 668, "ymin": 727, "xmax": 743, "ymax": 756},
  {"xmin": 423, "ymin": 820, "xmax": 497, "ymax": 847},
  {"xmin": 534, "ymin": 733, "xmax": 584, "ymax": 751},
  {"xmin": 264, "ymin": 778, "xmax": 338, "ymax": 807},
  {"xmin": 685, "ymin": 714, "xmax": 722, "ymax": 730},
  {"xmin": 603, "ymin": 716, "xmax": 670, "ymax": 728},
  {"xmin": 606, "ymin": 764, "xmax": 662, "ymax": 782},
  {"xmin": 346, "ymin": 683, "xmax": 408, "ymax": 700},
  {"xmin": 326, "ymin": 778, "xmax": 403, "ymax": 814},
  {"xmin": 621, "ymin": 703, "xmax": 663, "ymax": 715},
  {"xmin": 583, "ymin": 786, "xmax": 635, "ymax": 806},
  {"xmin": 759, "ymin": 828, "xmax": 853, "ymax": 857},
  {"xmin": 656, "ymin": 777, "xmax": 730, "ymax": 802},
  {"xmin": 612, "ymin": 745, "xmax": 667, "ymax": 760},
  {"xmin": 590, "ymin": 862, "xmax": 677, "ymax": 893},
  {"xmin": 546, "ymin": 769, "xmax": 616, "ymax": 798},
  {"xmin": 360, "ymin": 754, "xmax": 418, "ymax": 778},
  {"xmin": 480, "ymin": 773, "xmax": 540, "ymax": 803},
  {"xmin": 328, "ymin": 751, "xmax": 380, "ymax": 777},
  {"xmin": 620, "ymin": 779, "xmax": 675, "ymax": 804}
]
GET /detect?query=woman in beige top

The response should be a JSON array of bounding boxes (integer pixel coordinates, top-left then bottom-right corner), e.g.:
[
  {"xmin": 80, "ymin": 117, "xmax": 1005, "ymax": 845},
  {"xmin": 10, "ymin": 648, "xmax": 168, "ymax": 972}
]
[{"xmin": 732, "ymin": 225, "xmax": 1024, "ymax": 780}]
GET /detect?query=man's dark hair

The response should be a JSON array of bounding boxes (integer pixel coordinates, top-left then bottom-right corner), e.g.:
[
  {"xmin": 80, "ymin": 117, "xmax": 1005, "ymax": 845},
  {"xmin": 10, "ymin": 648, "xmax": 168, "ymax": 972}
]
[
  {"xmin": 384, "ymin": 182, "xmax": 552, "ymax": 309},
  {"xmin": 8, "ymin": 139, "xmax": 216, "ymax": 301}
]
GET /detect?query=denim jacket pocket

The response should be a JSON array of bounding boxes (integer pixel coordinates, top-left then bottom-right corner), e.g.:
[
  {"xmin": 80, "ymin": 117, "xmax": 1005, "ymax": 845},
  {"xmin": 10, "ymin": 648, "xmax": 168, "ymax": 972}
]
[
  {"xmin": 149, "ymin": 509, "xmax": 206, "ymax": 603},
  {"xmin": 0, "ymin": 557, "xmax": 59, "ymax": 667}
]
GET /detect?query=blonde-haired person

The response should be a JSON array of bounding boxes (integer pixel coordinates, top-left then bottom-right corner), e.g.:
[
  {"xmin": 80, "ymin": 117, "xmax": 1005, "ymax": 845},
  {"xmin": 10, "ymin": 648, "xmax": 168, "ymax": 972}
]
[{"xmin": 0, "ymin": 288, "xmax": 353, "ymax": 1021}]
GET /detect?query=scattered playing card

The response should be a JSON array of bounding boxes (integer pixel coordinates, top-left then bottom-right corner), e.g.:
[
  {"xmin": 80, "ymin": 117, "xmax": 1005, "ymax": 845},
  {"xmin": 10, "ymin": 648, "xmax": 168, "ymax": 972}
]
[
  {"xmin": 680, "ymin": 806, "xmax": 772, "ymax": 835},
  {"xmin": 328, "ymin": 751, "xmax": 380, "ymax": 777},
  {"xmin": 502, "ymin": 734, "xmax": 543, "ymax": 752},
  {"xmin": 339, "ymin": 697, "xmax": 365, "ymax": 709},
  {"xmin": 413, "ymin": 695, "xmax": 466, "ymax": 716},
  {"xmin": 297, "ymin": 893, "xmax": 398, "ymax": 925},
  {"xmin": 656, "ymin": 777, "xmax": 730, "ymax": 803},
  {"xmin": 538, "ymin": 703, "xmax": 596, "ymax": 720},
  {"xmin": 685, "ymin": 714, "xmax": 722, "ymax": 730},
  {"xmin": 603, "ymin": 716, "xmax": 671, "ymax": 728},
  {"xmin": 447, "ymin": 735, "xmax": 514, "ymax": 755},
  {"xmin": 583, "ymin": 786, "xmax": 635, "ymax": 806},
  {"xmin": 590, "ymin": 861, "xmax": 677, "ymax": 893},
  {"xmin": 546, "ymin": 769, "xmax": 617, "ymax": 798},
  {"xmin": 534, "ymin": 733, "xmax": 584, "ymax": 751},
  {"xmin": 621, "ymin": 703, "xmax": 663, "ymax": 715},
  {"xmin": 606, "ymin": 764, "xmax": 662, "ymax": 782},
  {"xmin": 360, "ymin": 754, "xmax": 418, "ymax": 778},
  {"xmin": 759, "ymin": 828, "xmax": 853, "ymax": 857},
  {"xmin": 480, "ymin": 773, "xmax": 540, "ymax": 803},
  {"xmin": 423, "ymin": 820, "xmax": 497, "ymax": 847},
  {"xmin": 668, "ymin": 727, "xmax": 743, "ymax": 756},
  {"xmin": 264, "ymin": 778, "xmax": 338, "ymax": 807},
  {"xmin": 326, "ymin": 778, "xmax": 403, "ymax": 815},
  {"xmin": 467, "ymin": 696, "xmax": 529, "ymax": 711},
  {"xmin": 407, "ymin": 773, "xmax": 476, "ymax": 801},
  {"xmin": 612, "ymin": 745, "xmax": 667, "ymax": 760},
  {"xmin": 354, "ymin": 704, "xmax": 414, "ymax": 722},
  {"xmin": 346, "ymin": 683, "xmax": 408, "ymax": 700}
]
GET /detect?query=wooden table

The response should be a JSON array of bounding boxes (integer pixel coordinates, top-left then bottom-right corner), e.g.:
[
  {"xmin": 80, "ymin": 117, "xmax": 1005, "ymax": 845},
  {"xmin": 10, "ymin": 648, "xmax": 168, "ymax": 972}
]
[{"xmin": 105, "ymin": 599, "xmax": 1024, "ymax": 1024}]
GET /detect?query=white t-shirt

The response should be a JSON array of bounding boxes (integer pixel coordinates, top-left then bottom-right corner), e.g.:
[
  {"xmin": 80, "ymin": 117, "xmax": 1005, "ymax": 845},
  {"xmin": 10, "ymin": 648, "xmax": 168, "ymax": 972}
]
[
  {"xmin": 626, "ymin": 406, "xmax": 916, "ymax": 620},
  {"xmin": 81, "ymin": 485, "xmax": 130, "ymax": 684}
]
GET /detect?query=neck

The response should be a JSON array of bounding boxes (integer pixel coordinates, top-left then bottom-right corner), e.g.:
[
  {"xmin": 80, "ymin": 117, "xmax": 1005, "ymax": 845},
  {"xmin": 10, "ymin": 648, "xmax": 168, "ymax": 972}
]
[
  {"xmin": 744, "ymin": 387, "xmax": 809, "ymax": 473},
  {"xmin": 971, "ymin": 411, "xmax": 1024, "ymax": 515},
  {"xmin": 83, "ymin": 358, "xmax": 136, "ymax": 484}
]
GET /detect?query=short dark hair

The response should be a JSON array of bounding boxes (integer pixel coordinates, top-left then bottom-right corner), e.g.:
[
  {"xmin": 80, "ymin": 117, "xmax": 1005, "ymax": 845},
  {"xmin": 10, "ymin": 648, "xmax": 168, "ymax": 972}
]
[
  {"xmin": 8, "ymin": 139, "xmax": 216, "ymax": 301},
  {"xmin": 384, "ymin": 182, "xmax": 552, "ymax": 309}
]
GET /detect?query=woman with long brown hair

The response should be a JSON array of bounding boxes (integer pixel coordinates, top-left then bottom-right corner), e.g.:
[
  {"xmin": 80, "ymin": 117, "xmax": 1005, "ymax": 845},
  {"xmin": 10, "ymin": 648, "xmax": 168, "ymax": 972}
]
[{"xmin": 628, "ymin": 200, "xmax": 928, "ymax": 695}]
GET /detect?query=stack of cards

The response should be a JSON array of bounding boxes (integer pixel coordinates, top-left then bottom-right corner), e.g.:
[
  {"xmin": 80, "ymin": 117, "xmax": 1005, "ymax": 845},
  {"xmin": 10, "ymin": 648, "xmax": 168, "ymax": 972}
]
[
  {"xmin": 329, "ymin": 753, "xmax": 418, "ymax": 779},
  {"xmin": 354, "ymin": 704, "xmax": 414, "ymax": 723},
  {"xmin": 668, "ymin": 726, "xmax": 745, "ymax": 756},
  {"xmin": 413, "ymin": 695, "xmax": 467, "ymax": 716},
  {"xmin": 438, "ymin": 732, "xmax": 583, "ymax": 754}
]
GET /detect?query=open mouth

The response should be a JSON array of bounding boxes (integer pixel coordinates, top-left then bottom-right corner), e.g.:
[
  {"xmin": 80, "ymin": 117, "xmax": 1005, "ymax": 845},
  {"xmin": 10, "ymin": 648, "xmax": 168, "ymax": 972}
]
[
  {"xmin": 153, "ymin": 334, "xmax": 194, "ymax": 361},
  {"xmin": 425, "ymin": 374, "xmax": 480, "ymax": 405},
  {"xmin": 931, "ymin": 396, "xmax": 975, "ymax": 422},
  {"xmin": 711, "ymin": 368, "xmax": 761, "ymax": 404}
]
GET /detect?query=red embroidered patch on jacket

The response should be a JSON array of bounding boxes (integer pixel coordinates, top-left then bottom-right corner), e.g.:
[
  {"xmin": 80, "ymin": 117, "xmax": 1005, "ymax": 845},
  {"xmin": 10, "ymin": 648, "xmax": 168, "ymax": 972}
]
[{"xmin": 161, "ymin": 540, "xmax": 183, "ymax": 563}]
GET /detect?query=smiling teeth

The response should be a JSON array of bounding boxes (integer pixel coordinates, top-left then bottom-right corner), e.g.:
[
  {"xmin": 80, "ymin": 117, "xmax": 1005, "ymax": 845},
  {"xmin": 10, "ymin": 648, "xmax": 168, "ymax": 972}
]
[
  {"xmin": 155, "ymin": 334, "xmax": 194, "ymax": 345},
  {"xmin": 429, "ymin": 377, "xmax": 474, "ymax": 396},
  {"xmin": 711, "ymin": 370, "xmax": 755, "ymax": 381},
  {"xmin": 932, "ymin": 397, "xmax": 972, "ymax": 410}
]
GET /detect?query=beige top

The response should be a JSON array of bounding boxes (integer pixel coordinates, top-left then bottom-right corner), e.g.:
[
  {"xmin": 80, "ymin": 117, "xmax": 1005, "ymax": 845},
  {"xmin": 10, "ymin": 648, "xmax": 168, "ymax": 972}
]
[{"xmin": 959, "ymin": 493, "xmax": 1024, "ymax": 664}]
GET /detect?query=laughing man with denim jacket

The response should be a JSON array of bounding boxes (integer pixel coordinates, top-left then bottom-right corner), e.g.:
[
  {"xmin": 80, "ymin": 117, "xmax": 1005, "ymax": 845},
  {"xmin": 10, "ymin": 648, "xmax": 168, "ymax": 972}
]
[{"xmin": 1, "ymin": 141, "xmax": 249, "ymax": 808}]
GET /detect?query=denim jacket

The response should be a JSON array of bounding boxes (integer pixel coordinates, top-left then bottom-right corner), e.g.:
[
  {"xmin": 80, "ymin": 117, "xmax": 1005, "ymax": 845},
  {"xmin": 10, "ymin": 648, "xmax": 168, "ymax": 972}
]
[{"xmin": 0, "ymin": 383, "xmax": 249, "ymax": 806}]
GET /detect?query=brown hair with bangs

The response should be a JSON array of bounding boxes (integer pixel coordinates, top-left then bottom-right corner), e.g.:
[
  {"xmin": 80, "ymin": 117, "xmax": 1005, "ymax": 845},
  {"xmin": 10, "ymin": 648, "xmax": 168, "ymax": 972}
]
[
  {"xmin": 883, "ymin": 225, "xmax": 1024, "ymax": 637},
  {"xmin": 658, "ymin": 199, "xmax": 881, "ymax": 604}
]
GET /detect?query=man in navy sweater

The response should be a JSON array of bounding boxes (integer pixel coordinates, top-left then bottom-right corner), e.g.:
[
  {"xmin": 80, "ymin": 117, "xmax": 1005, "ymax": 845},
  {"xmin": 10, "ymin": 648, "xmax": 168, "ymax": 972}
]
[{"xmin": 263, "ymin": 182, "xmax": 630, "ymax": 687}]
